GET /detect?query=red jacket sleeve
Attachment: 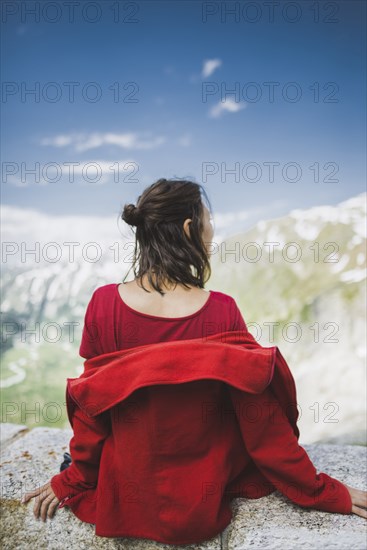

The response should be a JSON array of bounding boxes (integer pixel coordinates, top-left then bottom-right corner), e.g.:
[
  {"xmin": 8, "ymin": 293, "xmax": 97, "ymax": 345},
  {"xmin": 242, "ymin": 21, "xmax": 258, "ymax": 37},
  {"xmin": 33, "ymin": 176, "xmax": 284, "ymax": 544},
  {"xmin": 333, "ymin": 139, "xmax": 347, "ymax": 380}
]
[
  {"xmin": 50, "ymin": 406, "xmax": 111, "ymax": 503},
  {"xmin": 228, "ymin": 385, "xmax": 353, "ymax": 515}
]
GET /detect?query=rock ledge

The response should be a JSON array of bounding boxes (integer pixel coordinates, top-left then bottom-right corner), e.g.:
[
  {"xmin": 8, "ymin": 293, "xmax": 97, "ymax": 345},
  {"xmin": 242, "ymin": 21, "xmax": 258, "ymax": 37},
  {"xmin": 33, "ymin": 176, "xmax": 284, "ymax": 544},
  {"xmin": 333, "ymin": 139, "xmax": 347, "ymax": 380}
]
[{"xmin": 1, "ymin": 423, "xmax": 366, "ymax": 550}]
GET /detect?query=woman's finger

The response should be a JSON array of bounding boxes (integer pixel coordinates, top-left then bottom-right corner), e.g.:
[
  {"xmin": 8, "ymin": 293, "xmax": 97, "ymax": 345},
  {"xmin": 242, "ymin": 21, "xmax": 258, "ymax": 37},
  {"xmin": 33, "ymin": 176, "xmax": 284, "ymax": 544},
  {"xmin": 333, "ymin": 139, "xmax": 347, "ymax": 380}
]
[
  {"xmin": 33, "ymin": 485, "xmax": 50, "ymax": 518},
  {"xmin": 345, "ymin": 484, "xmax": 367, "ymax": 509},
  {"xmin": 33, "ymin": 492, "xmax": 42, "ymax": 519},
  {"xmin": 40, "ymin": 493, "xmax": 55, "ymax": 522},
  {"xmin": 22, "ymin": 481, "xmax": 51, "ymax": 504},
  {"xmin": 47, "ymin": 497, "xmax": 60, "ymax": 519},
  {"xmin": 22, "ymin": 486, "xmax": 43, "ymax": 503},
  {"xmin": 352, "ymin": 504, "xmax": 367, "ymax": 519},
  {"xmin": 354, "ymin": 489, "xmax": 367, "ymax": 509}
]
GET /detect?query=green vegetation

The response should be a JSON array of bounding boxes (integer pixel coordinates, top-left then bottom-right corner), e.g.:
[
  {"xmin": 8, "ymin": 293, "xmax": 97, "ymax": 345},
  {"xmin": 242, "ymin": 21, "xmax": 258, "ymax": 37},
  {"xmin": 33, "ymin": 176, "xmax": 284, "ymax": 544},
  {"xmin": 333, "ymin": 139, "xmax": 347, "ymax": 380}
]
[{"xmin": 1, "ymin": 343, "xmax": 82, "ymax": 429}]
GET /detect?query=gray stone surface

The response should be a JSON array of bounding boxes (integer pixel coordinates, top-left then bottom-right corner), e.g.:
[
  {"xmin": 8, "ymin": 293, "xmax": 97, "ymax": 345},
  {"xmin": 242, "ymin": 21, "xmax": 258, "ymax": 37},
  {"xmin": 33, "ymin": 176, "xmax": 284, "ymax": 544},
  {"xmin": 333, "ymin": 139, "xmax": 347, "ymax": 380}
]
[
  {"xmin": 0, "ymin": 422, "xmax": 29, "ymax": 448},
  {"xmin": 315, "ymin": 430, "xmax": 367, "ymax": 447},
  {"xmin": 221, "ymin": 443, "xmax": 367, "ymax": 550},
  {"xmin": 0, "ymin": 423, "xmax": 366, "ymax": 550}
]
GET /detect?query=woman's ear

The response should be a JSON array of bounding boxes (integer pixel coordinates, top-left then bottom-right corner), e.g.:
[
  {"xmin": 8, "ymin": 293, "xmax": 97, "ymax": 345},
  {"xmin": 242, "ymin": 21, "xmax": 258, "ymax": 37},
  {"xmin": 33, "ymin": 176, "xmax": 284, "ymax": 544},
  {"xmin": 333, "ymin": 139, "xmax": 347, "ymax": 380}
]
[{"xmin": 183, "ymin": 218, "xmax": 192, "ymax": 239}]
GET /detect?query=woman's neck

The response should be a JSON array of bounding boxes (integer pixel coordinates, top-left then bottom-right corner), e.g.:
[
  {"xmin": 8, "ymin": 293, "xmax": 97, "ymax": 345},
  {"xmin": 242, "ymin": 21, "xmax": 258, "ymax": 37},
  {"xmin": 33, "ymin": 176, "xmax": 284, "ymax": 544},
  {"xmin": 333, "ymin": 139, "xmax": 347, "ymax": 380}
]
[{"xmin": 138, "ymin": 273, "xmax": 195, "ymax": 294}]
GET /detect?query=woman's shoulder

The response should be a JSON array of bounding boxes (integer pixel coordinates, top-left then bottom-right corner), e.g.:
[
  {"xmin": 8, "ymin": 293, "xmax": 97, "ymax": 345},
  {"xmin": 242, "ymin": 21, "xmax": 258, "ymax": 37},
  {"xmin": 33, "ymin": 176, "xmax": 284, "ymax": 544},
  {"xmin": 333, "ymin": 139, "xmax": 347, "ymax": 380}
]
[
  {"xmin": 83, "ymin": 284, "xmax": 119, "ymax": 319},
  {"xmin": 210, "ymin": 290, "xmax": 247, "ymax": 331},
  {"xmin": 209, "ymin": 289, "xmax": 238, "ymax": 307},
  {"xmin": 89, "ymin": 283, "xmax": 118, "ymax": 303}
]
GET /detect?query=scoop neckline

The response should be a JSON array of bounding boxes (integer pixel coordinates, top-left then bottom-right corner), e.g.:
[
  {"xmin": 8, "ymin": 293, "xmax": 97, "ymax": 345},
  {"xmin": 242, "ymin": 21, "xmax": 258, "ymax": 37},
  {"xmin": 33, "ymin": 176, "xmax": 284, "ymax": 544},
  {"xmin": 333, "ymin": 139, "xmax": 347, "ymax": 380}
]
[{"xmin": 115, "ymin": 283, "xmax": 213, "ymax": 321}]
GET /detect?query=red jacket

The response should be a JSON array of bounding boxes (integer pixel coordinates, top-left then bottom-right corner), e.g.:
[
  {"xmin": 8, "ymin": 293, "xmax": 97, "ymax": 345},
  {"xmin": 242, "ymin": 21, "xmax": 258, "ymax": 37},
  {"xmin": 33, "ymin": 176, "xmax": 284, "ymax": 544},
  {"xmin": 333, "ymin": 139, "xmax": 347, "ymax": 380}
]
[{"xmin": 50, "ymin": 330, "xmax": 352, "ymax": 545}]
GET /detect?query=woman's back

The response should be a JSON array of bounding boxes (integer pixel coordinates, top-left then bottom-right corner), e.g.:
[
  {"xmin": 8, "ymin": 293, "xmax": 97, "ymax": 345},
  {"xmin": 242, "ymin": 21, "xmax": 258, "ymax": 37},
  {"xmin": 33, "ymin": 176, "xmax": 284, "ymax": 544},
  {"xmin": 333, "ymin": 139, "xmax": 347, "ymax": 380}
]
[
  {"xmin": 117, "ymin": 279, "xmax": 212, "ymax": 318},
  {"xmin": 79, "ymin": 281, "xmax": 248, "ymax": 359}
]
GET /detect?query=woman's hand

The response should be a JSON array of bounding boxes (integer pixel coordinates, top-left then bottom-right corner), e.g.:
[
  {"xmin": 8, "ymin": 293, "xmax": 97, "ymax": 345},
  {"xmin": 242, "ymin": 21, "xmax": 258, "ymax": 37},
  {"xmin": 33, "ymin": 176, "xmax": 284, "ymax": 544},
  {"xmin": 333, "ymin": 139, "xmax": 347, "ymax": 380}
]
[
  {"xmin": 21, "ymin": 480, "xmax": 60, "ymax": 522},
  {"xmin": 343, "ymin": 483, "xmax": 367, "ymax": 519}
]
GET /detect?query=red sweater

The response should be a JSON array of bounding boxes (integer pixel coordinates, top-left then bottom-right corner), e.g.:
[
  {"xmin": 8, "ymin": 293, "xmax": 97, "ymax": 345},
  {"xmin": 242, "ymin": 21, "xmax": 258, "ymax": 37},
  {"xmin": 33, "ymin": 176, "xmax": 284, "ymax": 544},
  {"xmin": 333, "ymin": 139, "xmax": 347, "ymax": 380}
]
[{"xmin": 50, "ymin": 285, "xmax": 352, "ymax": 545}]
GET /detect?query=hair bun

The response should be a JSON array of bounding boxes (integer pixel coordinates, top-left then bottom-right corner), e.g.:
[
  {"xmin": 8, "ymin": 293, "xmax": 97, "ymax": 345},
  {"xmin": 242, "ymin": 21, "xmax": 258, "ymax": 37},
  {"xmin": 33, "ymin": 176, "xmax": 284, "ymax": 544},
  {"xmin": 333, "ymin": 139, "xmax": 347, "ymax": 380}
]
[{"xmin": 122, "ymin": 203, "xmax": 142, "ymax": 227}]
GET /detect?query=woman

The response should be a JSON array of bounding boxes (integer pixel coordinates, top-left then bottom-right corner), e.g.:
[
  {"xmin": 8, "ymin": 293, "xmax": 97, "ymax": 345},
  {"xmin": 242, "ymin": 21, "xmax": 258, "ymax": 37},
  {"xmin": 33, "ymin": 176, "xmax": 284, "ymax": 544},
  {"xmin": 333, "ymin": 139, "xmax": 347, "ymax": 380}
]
[{"xmin": 21, "ymin": 178, "xmax": 367, "ymax": 532}]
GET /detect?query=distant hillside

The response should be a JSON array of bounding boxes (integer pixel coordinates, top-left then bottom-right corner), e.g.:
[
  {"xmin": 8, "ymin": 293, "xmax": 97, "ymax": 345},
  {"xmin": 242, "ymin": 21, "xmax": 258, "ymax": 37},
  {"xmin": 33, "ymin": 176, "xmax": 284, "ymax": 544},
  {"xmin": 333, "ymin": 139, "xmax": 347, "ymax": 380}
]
[
  {"xmin": 208, "ymin": 193, "xmax": 366, "ymax": 445},
  {"xmin": 1, "ymin": 193, "xmax": 366, "ymax": 445}
]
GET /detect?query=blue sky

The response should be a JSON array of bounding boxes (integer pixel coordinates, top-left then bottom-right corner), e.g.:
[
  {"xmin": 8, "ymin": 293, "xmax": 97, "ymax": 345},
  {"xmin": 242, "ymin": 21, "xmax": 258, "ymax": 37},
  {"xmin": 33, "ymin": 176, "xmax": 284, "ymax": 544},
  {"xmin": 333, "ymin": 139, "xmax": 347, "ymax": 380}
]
[{"xmin": 1, "ymin": 0, "xmax": 366, "ymax": 231}]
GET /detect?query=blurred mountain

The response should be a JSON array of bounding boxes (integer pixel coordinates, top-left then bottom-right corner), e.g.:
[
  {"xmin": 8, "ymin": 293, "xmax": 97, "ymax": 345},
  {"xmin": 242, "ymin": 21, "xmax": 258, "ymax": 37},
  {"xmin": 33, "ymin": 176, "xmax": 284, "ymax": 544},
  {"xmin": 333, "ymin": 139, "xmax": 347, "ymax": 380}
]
[
  {"xmin": 1, "ymin": 193, "xmax": 366, "ymax": 444},
  {"xmin": 209, "ymin": 192, "xmax": 366, "ymax": 445}
]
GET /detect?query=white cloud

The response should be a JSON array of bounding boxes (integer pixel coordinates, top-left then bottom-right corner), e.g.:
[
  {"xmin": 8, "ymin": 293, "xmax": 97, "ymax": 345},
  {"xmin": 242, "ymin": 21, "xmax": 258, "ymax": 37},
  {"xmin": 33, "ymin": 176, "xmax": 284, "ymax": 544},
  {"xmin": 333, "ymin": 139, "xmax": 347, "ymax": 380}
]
[
  {"xmin": 202, "ymin": 59, "xmax": 222, "ymax": 78},
  {"xmin": 0, "ymin": 204, "xmax": 124, "ymax": 249},
  {"xmin": 177, "ymin": 134, "xmax": 192, "ymax": 147},
  {"xmin": 211, "ymin": 201, "xmax": 290, "ymax": 243},
  {"xmin": 209, "ymin": 98, "xmax": 247, "ymax": 118},
  {"xmin": 40, "ymin": 132, "xmax": 166, "ymax": 152},
  {"xmin": 214, "ymin": 211, "xmax": 250, "ymax": 227},
  {"xmin": 3, "ymin": 159, "xmax": 137, "ymax": 186},
  {"xmin": 66, "ymin": 159, "xmax": 138, "ymax": 185},
  {"xmin": 42, "ymin": 135, "xmax": 74, "ymax": 147}
]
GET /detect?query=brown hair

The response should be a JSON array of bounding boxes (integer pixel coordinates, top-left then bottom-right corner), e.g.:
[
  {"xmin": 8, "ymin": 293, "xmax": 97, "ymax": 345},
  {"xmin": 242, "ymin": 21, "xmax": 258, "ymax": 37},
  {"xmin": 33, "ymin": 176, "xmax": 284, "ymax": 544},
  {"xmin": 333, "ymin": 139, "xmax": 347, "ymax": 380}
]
[{"xmin": 120, "ymin": 178, "xmax": 213, "ymax": 295}]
